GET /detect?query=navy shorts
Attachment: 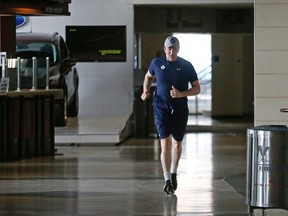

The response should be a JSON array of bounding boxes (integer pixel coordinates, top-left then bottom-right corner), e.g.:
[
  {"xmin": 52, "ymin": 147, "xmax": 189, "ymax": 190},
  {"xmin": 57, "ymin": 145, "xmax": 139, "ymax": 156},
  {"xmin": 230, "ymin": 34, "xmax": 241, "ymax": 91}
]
[{"xmin": 153, "ymin": 97, "xmax": 188, "ymax": 141}]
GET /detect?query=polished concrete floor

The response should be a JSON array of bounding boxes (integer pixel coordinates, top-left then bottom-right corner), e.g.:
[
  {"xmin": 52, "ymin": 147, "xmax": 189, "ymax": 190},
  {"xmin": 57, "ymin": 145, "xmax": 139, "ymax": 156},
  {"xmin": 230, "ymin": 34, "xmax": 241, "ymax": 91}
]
[{"xmin": 1, "ymin": 116, "xmax": 288, "ymax": 215}]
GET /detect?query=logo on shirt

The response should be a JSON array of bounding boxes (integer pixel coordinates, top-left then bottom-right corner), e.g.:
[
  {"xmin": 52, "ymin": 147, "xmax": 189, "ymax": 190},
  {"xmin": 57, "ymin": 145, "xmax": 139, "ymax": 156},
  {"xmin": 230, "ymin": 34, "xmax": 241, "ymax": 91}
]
[{"xmin": 161, "ymin": 65, "xmax": 165, "ymax": 70}]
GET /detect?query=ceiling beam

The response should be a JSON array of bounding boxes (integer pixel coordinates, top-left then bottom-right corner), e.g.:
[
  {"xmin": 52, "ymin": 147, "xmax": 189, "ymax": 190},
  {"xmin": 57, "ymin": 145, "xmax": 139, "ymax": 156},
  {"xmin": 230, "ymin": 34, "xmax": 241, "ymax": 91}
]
[{"xmin": 0, "ymin": 0, "xmax": 71, "ymax": 15}]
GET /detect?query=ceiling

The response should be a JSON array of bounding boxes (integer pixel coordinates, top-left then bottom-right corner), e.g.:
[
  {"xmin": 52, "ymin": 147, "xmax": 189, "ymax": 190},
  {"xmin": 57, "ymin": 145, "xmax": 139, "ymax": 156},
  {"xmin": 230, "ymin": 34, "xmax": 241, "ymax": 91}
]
[{"xmin": 121, "ymin": 0, "xmax": 253, "ymax": 7}]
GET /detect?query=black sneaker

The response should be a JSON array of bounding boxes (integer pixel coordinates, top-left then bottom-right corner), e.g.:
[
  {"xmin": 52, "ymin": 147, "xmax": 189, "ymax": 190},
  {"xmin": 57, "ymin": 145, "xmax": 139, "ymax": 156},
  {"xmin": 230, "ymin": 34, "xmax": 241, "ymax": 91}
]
[
  {"xmin": 163, "ymin": 180, "xmax": 174, "ymax": 195},
  {"xmin": 171, "ymin": 173, "xmax": 177, "ymax": 191}
]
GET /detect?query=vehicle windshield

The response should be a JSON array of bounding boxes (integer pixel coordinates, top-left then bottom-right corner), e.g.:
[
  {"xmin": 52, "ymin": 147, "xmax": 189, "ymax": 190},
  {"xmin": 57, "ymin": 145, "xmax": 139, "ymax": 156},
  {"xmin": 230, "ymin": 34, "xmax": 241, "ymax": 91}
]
[{"xmin": 16, "ymin": 42, "xmax": 57, "ymax": 66}]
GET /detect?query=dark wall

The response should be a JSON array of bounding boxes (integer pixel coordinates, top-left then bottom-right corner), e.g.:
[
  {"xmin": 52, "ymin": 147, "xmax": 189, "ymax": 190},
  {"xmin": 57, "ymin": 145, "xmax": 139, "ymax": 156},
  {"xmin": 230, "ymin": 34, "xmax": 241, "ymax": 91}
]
[{"xmin": 135, "ymin": 6, "xmax": 253, "ymax": 34}]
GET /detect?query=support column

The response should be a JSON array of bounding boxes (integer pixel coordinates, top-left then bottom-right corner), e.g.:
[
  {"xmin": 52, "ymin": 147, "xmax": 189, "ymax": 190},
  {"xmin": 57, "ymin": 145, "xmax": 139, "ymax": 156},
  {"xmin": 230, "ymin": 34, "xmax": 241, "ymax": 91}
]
[{"xmin": 0, "ymin": 16, "xmax": 16, "ymax": 57}]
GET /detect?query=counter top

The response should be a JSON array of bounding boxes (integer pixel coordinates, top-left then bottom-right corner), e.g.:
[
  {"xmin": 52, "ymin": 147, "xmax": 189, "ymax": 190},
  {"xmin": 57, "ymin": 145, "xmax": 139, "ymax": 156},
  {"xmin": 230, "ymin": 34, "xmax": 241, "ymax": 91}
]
[{"xmin": 0, "ymin": 89, "xmax": 63, "ymax": 99}]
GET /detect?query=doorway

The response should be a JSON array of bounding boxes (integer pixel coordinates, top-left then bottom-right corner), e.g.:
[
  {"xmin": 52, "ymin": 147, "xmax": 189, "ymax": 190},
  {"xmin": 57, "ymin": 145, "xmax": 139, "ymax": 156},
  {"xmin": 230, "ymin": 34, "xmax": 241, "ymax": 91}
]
[{"xmin": 173, "ymin": 33, "xmax": 212, "ymax": 115}]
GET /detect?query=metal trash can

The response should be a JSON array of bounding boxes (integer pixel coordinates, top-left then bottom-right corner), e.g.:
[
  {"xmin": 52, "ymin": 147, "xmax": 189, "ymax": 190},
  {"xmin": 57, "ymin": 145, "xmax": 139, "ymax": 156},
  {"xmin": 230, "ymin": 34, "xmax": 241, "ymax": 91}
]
[{"xmin": 246, "ymin": 125, "xmax": 288, "ymax": 214}]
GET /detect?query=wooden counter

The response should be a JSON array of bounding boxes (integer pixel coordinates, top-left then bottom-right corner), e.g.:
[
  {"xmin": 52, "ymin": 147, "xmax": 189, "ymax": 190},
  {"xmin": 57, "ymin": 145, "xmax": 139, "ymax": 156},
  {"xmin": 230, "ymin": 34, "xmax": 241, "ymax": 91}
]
[
  {"xmin": 0, "ymin": 89, "xmax": 62, "ymax": 162},
  {"xmin": 5, "ymin": 89, "xmax": 63, "ymax": 99}
]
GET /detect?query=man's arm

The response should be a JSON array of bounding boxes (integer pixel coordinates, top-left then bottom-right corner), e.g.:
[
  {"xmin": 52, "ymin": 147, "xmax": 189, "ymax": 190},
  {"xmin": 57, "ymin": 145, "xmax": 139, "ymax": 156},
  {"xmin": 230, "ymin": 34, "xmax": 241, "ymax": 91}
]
[
  {"xmin": 170, "ymin": 80, "xmax": 201, "ymax": 98},
  {"xmin": 141, "ymin": 71, "xmax": 155, "ymax": 101}
]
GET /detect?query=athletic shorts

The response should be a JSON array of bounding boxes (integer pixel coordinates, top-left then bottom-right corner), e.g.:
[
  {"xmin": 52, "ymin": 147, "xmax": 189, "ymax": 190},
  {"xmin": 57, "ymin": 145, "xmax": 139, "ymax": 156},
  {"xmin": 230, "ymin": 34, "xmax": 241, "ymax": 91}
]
[{"xmin": 153, "ymin": 97, "xmax": 189, "ymax": 141}]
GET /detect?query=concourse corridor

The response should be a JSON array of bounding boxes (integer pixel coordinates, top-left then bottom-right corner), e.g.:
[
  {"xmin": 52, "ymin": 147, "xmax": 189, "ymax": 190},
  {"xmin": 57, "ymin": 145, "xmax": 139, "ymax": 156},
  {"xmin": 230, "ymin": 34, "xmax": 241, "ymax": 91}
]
[{"xmin": 0, "ymin": 129, "xmax": 287, "ymax": 215}]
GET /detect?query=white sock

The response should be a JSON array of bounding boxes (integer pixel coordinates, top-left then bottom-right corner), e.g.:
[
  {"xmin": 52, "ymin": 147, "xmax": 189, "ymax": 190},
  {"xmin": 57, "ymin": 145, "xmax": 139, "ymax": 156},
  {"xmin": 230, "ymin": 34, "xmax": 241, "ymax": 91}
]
[
  {"xmin": 170, "ymin": 164, "xmax": 177, "ymax": 174},
  {"xmin": 163, "ymin": 172, "xmax": 171, "ymax": 182}
]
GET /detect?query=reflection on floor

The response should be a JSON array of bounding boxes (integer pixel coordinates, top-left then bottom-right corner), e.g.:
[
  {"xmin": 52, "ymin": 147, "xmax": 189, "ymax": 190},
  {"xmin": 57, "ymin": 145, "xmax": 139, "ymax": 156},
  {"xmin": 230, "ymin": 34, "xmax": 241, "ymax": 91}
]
[
  {"xmin": 1, "ymin": 124, "xmax": 287, "ymax": 215},
  {"xmin": 55, "ymin": 114, "xmax": 254, "ymax": 144},
  {"xmin": 187, "ymin": 115, "xmax": 254, "ymax": 133},
  {"xmin": 55, "ymin": 116, "xmax": 129, "ymax": 144}
]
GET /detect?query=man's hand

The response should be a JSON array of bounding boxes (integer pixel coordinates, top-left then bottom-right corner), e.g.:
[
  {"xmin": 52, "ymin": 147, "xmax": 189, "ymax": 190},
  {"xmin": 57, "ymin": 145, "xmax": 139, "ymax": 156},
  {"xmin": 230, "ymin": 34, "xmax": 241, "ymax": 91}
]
[
  {"xmin": 170, "ymin": 86, "xmax": 181, "ymax": 98},
  {"xmin": 141, "ymin": 92, "xmax": 150, "ymax": 101}
]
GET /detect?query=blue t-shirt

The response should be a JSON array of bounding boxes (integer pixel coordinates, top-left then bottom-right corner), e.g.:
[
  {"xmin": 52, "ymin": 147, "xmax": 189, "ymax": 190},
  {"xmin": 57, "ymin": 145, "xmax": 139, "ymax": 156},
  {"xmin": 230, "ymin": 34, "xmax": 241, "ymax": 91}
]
[{"xmin": 149, "ymin": 56, "xmax": 198, "ymax": 105}]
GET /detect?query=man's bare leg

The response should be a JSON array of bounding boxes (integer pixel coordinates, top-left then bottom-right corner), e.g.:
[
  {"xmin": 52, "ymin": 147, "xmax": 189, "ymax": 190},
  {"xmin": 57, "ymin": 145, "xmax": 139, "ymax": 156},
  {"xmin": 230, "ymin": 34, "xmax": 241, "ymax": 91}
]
[
  {"xmin": 160, "ymin": 135, "xmax": 172, "ymax": 177},
  {"xmin": 160, "ymin": 135, "xmax": 174, "ymax": 194},
  {"xmin": 170, "ymin": 137, "xmax": 182, "ymax": 190}
]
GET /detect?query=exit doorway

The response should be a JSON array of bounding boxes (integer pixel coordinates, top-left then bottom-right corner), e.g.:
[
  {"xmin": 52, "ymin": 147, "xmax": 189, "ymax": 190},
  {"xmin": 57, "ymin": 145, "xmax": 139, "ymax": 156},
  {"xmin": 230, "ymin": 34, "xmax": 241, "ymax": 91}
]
[{"xmin": 173, "ymin": 33, "xmax": 212, "ymax": 115}]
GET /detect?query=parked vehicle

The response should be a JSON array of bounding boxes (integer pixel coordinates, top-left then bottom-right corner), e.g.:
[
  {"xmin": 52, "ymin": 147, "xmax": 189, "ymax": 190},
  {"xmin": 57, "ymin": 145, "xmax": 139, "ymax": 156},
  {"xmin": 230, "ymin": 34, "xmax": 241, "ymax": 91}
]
[{"xmin": 15, "ymin": 32, "xmax": 79, "ymax": 126}]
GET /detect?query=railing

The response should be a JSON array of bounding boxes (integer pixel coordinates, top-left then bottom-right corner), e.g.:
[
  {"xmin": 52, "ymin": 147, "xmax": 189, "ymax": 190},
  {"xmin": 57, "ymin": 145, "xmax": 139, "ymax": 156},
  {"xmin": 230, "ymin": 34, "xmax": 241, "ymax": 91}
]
[
  {"xmin": 189, "ymin": 65, "xmax": 212, "ymax": 115},
  {"xmin": 1, "ymin": 55, "xmax": 50, "ymax": 93},
  {"xmin": 198, "ymin": 65, "xmax": 211, "ymax": 85}
]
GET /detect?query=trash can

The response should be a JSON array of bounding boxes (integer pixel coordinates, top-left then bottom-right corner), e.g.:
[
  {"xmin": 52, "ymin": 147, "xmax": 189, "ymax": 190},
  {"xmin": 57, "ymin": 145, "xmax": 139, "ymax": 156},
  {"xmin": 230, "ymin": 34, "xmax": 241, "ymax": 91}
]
[
  {"xmin": 133, "ymin": 86, "xmax": 156, "ymax": 138},
  {"xmin": 246, "ymin": 125, "xmax": 288, "ymax": 214},
  {"xmin": 134, "ymin": 87, "xmax": 147, "ymax": 138}
]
